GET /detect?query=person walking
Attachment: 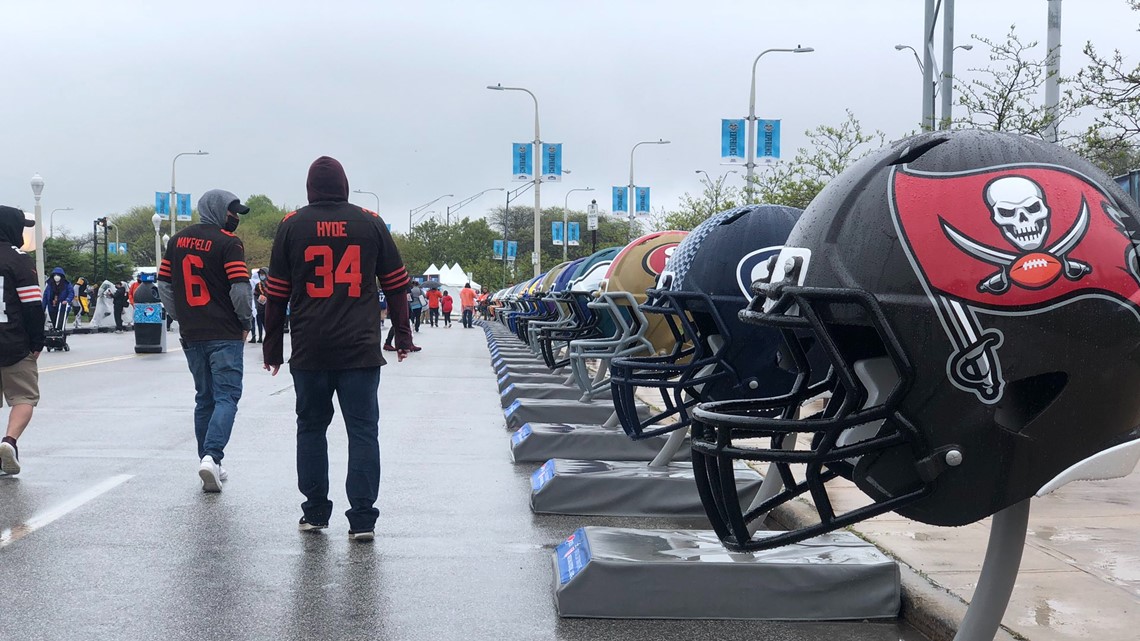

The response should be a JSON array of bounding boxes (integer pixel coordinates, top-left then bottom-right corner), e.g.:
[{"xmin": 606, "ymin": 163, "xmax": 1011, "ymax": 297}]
[
  {"xmin": 42, "ymin": 267, "xmax": 74, "ymax": 330},
  {"xmin": 425, "ymin": 285, "xmax": 441, "ymax": 327},
  {"xmin": 263, "ymin": 156, "xmax": 413, "ymax": 542},
  {"xmin": 409, "ymin": 280, "xmax": 424, "ymax": 332},
  {"xmin": 157, "ymin": 189, "xmax": 253, "ymax": 493},
  {"xmin": 0, "ymin": 206, "xmax": 44, "ymax": 475},
  {"xmin": 441, "ymin": 290, "xmax": 454, "ymax": 328},
  {"xmin": 112, "ymin": 281, "xmax": 129, "ymax": 332},
  {"xmin": 74, "ymin": 277, "xmax": 91, "ymax": 326},
  {"xmin": 252, "ymin": 268, "xmax": 268, "ymax": 343},
  {"xmin": 459, "ymin": 282, "xmax": 477, "ymax": 328}
]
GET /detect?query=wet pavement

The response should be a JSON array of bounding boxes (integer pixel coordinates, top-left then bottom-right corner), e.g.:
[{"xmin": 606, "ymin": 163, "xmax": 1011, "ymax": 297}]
[{"xmin": 0, "ymin": 328, "xmax": 927, "ymax": 641}]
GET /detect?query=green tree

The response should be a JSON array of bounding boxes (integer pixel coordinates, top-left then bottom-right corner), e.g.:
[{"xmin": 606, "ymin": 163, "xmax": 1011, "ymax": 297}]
[
  {"xmin": 1075, "ymin": 1, "xmax": 1140, "ymax": 171},
  {"xmin": 663, "ymin": 174, "xmax": 742, "ymax": 230}
]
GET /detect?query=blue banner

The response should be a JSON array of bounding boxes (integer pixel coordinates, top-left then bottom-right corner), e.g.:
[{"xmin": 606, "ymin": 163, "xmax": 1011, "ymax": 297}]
[
  {"xmin": 507, "ymin": 240, "xmax": 518, "ymax": 261},
  {"xmin": 612, "ymin": 186, "xmax": 628, "ymax": 213},
  {"xmin": 155, "ymin": 192, "xmax": 170, "ymax": 215},
  {"xmin": 176, "ymin": 193, "xmax": 193, "ymax": 222},
  {"xmin": 635, "ymin": 186, "xmax": 650, "ymax": 215},
  {"xmin": 493, "ymin": 239, "xmax": 504, "ymax": 260},
  {"xmin": 552, "ymin": 221, "xmax": 563, "ymax": 246},
  {"xmin": 721, "ymin": 118, "xmax": 746, "ymax": 163},
  {"xmin": 510, "ymin": 422, "xmax": 533, "ymax": 446},
  {"xmin": 555, "ymin": 527, "xmax": 593, "ymax": 585},
  {"xmin": 542, "ymin": 143, "xmax": 563, "ymax": 182},
  {"xmin": 512, "ymin": 142, "xmax": 534, "ymax": 182},
  {"xmin": 757, "ymin": 119, "xmax": 781, "ymax": 159},
  {"xmin": 567, "ymin": 222, "xmax": 580, "ymax": 246}
]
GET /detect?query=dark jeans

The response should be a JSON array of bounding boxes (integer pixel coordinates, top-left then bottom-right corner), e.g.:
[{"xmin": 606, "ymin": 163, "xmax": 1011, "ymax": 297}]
[
  {"xmin": 411, "ymin": 306, "xmax": 422, "ymax": 332},
  {"xmin": 292, "ymin": 366, "xmax": 382, "ymax": 531},
  {"xmin": 442, "ymin": 311, "xmax": 451, "ymax": 326},
  {"xmin": 254, "ymin": 308, "xmax": 265, "ymax": 340},
  {"xmin": 462, "ymin": 307, "xmax": 474, "ymax": 328},
  {"xmin": 429, "ymin": 307, "xmax": 440, "ymax": 326},
  {"xmin": 113, "ymin": 303, "xmax": 126, "ymax": 330},
  {"xmin": 183, "ymin": 339, "xmax": 244, "ymax": 463}
]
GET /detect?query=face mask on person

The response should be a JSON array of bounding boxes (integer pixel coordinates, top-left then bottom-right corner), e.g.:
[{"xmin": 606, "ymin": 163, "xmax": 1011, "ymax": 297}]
[
  {"xmin": 53, "ymin": 275, "xmax": 61, "ymax": 282},
  {"xmin": 224, "ymin": 214, "xmax": 241, "ymax": 233},
  {"xmin": 259, "ymin": 273, "xmax": 266, "ymax": 282}
]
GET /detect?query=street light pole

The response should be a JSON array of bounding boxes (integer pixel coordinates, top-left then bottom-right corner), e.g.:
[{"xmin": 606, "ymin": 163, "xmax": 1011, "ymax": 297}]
[
  {"xmin": 562, "ymin": 187, "xmax": 594, "ymax": 260},
  {"xmin": 30, "ymin": 174, "xmax": 44, "ymax": 286},
  {"xmin": 409, "ymin": 194, "xmax": 454, "ymax": 232},
  {"xmin": 170, "ymin": 150, "xmax": 209, "ymax": 236},
  {"xmin": 745, "ymin": 46, "xmax": 813, "ymax": 200},
  {"xmin": 896, "ymin": 43, "xmax": 971, "ymax": 128},
  {"xmin": 447, "ymin": 188, "xmax": 505, "ymax": 226},
  {"xmin": 151, "ymin": 213, "xmax": 163, "ymax": 267},
  {"xmin": 628, "ymin": 139, "xmax": 670, "ymax": 241},
  {"xmin": 488, "ymin": 84, "xmax": 543, "ymax": 277},
  {"xmin": 49, "ymin": 207, "xmax": 73, "ymax": 238},
  {"xmin": 354, "ymin": 189, "xmax": 380, "ymax": 213}
]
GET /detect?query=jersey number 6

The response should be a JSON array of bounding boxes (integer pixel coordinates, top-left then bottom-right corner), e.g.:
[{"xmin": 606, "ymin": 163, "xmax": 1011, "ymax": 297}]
[
  {"xmin": 182, "ymin": 255, "xmax": 211, "ymax": 306},
  {"xmin": 305, "ymin": 245, "xmax": 362, "ymax": 298}
]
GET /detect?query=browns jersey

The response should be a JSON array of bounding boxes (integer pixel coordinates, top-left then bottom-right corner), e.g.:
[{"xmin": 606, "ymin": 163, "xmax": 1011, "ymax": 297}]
[{"xmin": 158, "ymin": 224, "xmax": 250, "ymax": 341}]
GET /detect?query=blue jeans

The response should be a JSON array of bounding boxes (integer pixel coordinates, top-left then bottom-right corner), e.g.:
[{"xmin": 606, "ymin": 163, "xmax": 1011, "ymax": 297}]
[
  {"xmin": 183, "ymin": 340, "xmax": 244, "ymax": 463},
  {"xmin": 291, "ymin": 366, "xmax": 382, "ymax": 532}
]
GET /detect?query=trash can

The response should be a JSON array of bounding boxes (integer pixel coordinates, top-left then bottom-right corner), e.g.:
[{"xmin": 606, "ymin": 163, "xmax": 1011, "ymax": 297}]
[{"xmin": 133, "ymin": 273, "xmax": 167, "ymax": 354}]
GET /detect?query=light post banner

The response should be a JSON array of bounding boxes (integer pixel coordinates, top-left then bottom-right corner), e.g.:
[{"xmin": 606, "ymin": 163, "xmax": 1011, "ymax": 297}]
[
  {"xmin": 507, "ymin": 241, "xmax": 518, "ymax": 262},
  {"xmin": 568, "ymin": 222, "xmax": 580, "ymax": 246},
  {"xmin": 757, "ymin": 119, "xmax": 781, "ymax": 160},
  {"xmin": 612, "ymin": 186, "xmax": 628, "ymax": 213},
  {"xmin": 512, "ymin": 143, "xmax": 534, "ymax": 182},
  {"xmin": 493, "ymin": 239, "xmax": 504, "ymax": 260},
  {"xmin": 721, "ymin": 119, "xmax": 746, "ymax": 163},
  {"xmin": 542, "ymin": 143, "xmax": 563, "ymax": 182},
  {"xmin": 155, "ymin": 192, "xmax": 170, "ymax": 215},
  {"xmin": 635, "ymin": 186, "xmax": 651, "ymax": 215},
  {"xmin": 176, "ymin": 193, "xmax": 193, "ymax": 222},
  {"xmin": 552, "ymin": 221, "xmax": 564, "ymax": 246},
  {"xmin": 587, "ymin": 202, "xmax": 599, "ymax": 231}
]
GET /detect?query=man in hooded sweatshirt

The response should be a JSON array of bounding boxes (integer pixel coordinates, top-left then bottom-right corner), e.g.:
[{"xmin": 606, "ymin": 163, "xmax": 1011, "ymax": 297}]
[
  {"xmin": 157, "ymin": 189, "xmax": 253, "ymax": 493},
  {"xmin": 42, "ymin": 267, "xmax": 74, "ymax": 330},
  {"xmin": 0, "ymin": 206, "xmax": 44, "ymax": 475},
  {"xmin": 263, "ymin": 156, "xmax": 413, "ymax": 542}
]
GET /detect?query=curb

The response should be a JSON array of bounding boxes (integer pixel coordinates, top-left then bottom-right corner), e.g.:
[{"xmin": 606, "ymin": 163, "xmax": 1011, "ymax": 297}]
[{"xmin": 768, "ymin": 498, "xmax": 1021, "ymax": 641}]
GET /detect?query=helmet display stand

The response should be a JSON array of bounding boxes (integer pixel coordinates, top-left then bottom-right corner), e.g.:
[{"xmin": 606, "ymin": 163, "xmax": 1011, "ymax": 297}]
[{"xmin": 952, "ymin": 500, "xmax": 1029, "ymax": 641}]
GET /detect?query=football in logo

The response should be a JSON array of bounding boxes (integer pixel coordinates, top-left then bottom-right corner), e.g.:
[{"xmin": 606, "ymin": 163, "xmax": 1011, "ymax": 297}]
[
  {"xmin": 1010, "ymin": 253, "xmax": 1062, "ymax": 289},
  {"xmin": 643, "ymin": 243, "xmax": 678, "ymax": 276}
]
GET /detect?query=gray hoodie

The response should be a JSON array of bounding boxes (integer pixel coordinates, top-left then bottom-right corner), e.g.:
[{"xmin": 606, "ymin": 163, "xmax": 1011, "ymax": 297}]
[{"xmin": 157, "ymin": 188, "xmax": 253, "ymax": 332}]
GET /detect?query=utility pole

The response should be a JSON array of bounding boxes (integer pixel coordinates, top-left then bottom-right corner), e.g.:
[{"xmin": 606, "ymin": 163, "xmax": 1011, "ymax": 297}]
[{"xmin": 1044, "ymin": 0, "xmax": 1063, "ymax": 142}]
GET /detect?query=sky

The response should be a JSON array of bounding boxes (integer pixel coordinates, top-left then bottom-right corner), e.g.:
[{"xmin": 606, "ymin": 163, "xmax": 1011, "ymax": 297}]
[{"xmin": 1, "ymin": 0, "xmax": 1138, "ymax": 240}]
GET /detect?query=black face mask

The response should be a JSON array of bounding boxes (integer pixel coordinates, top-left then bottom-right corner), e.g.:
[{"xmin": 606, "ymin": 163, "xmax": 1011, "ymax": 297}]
[{"xmin": 224, "ymin": 214, "xmax": 240, "ymax": 233}]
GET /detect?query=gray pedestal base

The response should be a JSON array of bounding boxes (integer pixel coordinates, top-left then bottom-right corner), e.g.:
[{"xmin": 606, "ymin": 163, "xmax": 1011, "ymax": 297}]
[
  {"xmin": 509, "ymin": 423, "xmax": 689, "ymax": 463},
  {"xmin": 495, "ymin": 362, "xmax": 553, "ymax": 376},
  {"xmin": 500, "ymin": 383, "xmax": 609, "ymax": 408},
  {"xmin": 498, "ymin": 372, "xmax": 568, "ymax": 391},
  {"xmin": 530, "ymin": 459, "xmax": 759, "ymax": 517},
  {"xmin": 505, "ymin": 398, "xmax": 642, "ymax": 430},
  {"xmin": 552, "ymin": 527, "xmax": 900, "ymax": 620}
]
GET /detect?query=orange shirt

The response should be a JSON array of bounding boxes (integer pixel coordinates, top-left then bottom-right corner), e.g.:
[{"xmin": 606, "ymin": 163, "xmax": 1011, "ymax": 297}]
[
  {"xmin": 425, "ymin": 288, "xmax": 442, "ymax": 308},
  {"xmin": 459, "ymin": 287, "xmax": 476, "ymax": 308}
]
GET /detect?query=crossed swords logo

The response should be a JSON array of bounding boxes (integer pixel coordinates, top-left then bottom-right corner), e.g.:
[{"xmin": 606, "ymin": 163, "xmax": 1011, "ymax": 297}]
[{"xmin": 940, "ymin": 197, "xmax": 1093, "ymax": 294}]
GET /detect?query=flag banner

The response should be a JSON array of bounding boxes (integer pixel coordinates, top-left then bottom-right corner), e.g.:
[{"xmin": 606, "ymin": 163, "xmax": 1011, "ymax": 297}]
[
  {"xmin": 757, "ymin": 119, "xmax": 781, "ymax": 159},
  {"xmin": 512, "ymin": 143, "xmax": 534, "ymax": 182},
  {"xmin": 155, "ymin": 192, "xmax": 170, "ymax": 215},
  {"xmin": 552, "ymin": 221, "xmax": 564, "ymax": 246},
  {"xmin": 118, "ymin": 243, "xmax": 127, "ymax": 255},
  {"xmin": 568, "ymin": 222, "xmax": 580, "ymax": 246},
  {"xmin": 493, "ymin": 239, "xmax": 504, "ymax": 260},
  {"xmin": 507, "ymin": 241, "xmax": 518, "ymax": 261},
  {"xmin": 176, "ymin": 193, "xmax": 193, "ymax": 222},
  {"xmin": 635, "ymin": 186, "xmax": 651, "ymax": 215},
  {"xmin": 721, "ymin": 118, "xmax": 745, "ymax": 163},
  {"xmin": 542, "ymin": 143, "xmax": 563, "ymax": 182},
  {"xmin": 612, "ymin": 186, "xmax": 628, "ymax": 213}
]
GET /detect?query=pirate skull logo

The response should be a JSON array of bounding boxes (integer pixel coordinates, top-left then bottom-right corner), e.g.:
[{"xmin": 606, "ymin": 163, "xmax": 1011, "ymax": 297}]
[
  {"xmin": 986, "ymin": 176, "xmax": 1050, "ymax": 251},
  {"xmin": 941, "ymin": 175, "xmax": 1092, "ymax": 295}
]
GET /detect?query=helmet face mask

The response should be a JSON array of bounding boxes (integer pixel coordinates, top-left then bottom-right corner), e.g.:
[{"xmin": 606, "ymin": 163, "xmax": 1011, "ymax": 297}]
[{"xmin": 692, "ymin": 130, "xmax": 1140, "ymax": 552}]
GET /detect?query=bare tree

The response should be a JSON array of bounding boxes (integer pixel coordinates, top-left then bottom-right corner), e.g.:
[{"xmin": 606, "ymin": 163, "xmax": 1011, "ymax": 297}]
[{"xmin": 1076, "ymin": 1, "xmax": 1140, "ymax": 161}]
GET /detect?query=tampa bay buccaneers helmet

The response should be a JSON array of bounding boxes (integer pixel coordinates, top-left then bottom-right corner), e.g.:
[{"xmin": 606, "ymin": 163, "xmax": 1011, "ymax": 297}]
[
  {"xmin": 692, "ymin": 129, "xmax": 1140, "ymax": 551},
  {"xmin": 610, "ymin": 205, "xmax": 803, "ymax": 439},
  {"xmin": 568, "ymin": 231, "xmax": 688, "ymax": 399}
]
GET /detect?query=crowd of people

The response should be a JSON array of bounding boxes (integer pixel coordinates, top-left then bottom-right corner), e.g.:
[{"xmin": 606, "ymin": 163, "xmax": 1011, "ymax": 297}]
[{"xmin": 40, "ymin": 267, "xmax": 144, "ymax": 333}]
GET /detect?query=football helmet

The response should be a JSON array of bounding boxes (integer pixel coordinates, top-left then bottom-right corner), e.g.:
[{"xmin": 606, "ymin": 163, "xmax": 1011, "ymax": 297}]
[
  {"xmin": 568, "ymin": 231, "xmax": 688, "ymax": 399},
  {"xmin": 610, "ymin": 205, "xmax": 803, "ymax": 440},
  {"xmin": 692, "ymin": 129, "xmax": 1140, "ymax": 551},
  {"xmin": 536, "ymin": 248, "xmax": 623, "ymax": 369}
]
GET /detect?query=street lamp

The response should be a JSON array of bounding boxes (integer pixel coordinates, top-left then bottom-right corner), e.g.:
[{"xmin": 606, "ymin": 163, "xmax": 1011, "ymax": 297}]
[
  {"xmin": 354, "ymin": 189, "xmax": 380, "ymax": 213},
  {"xmin": 745, "ymin": 46, "xmax": 813, "ymax": 199},
  {"xmin": 487, "ymin": 83, "xmax": 543, "ymax": 277},
  {"xmin": 562, "ymin": 187, "xmax": 594, "ymax": 260},
  {"xmin": 695, "ymin": 170, "xmax": 739, "ymax": 211},
  {"xmin": 170, "ymin": 150, "xmax": 209, "ymax": 235},
  {"xmin": 49, "ymin": 207, "xmax": 73, "ymax": 238},
  {"xmin": 895, "ymin": 43, "xmax": 972, "ymax": 129},
  {"xmin": 446, "ymin": 188, "xmax": 505, "ymax": 226},
  {"xmin": 409, "ymin": 194, "xmax": 453, "ymax": 231},
  {"xmin": 151, "ymin": 213, "xmax": 163, "ymax": 266},
  {"xmin": 628, "ymin": 139, "xmax": 670, "ymax": 241},
  {"xmin": 30, "ymin": 174, "xmax": 44, "ymax": 286}
]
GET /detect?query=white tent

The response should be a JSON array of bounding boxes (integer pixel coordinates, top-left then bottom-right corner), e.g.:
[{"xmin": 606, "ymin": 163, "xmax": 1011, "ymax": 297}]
[{"xmin": 441, "ymin": 263, "xmax": 478, "ymax": 290}]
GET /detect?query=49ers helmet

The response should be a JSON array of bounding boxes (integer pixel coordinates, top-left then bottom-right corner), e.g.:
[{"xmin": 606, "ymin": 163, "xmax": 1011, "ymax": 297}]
[
  {"xmin": 692, "ymin": 129, "xmax": 1140, "ymax": 551},
  {"xmin": 610, "ymin": 205, "xmax": 802, "ymax": 439}
]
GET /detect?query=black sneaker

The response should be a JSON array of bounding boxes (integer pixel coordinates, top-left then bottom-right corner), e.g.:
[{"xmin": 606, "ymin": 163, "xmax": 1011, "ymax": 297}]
[{"xmin": 298, "ymin": 516, "xmax": 329, "ymax": 532}]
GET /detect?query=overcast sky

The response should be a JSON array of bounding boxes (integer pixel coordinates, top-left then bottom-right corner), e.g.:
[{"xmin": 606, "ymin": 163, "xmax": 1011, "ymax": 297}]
[{"xmin": 2, "ymin": 0, "xmax": 1138, "ymax": 238}]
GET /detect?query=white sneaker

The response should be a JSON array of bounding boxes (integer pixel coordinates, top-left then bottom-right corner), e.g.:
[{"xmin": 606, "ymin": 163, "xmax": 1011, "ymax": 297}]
[
  {"xmin": 219, "ymin": 466, "xmax": 228, "ymax": 482},
  {"xmin": 198, "ymin": 456, "xmax": 222, "ymax": 493},
  {"xmin": 0, "ymin": 442, "xmax": 20, "ymax": 475}
]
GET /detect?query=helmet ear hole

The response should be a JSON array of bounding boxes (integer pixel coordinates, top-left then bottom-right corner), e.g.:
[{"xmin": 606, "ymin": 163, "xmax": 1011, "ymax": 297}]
[{"xmin": 994, "ymin": 371, "xmax": 1069, "ymax": 433}]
